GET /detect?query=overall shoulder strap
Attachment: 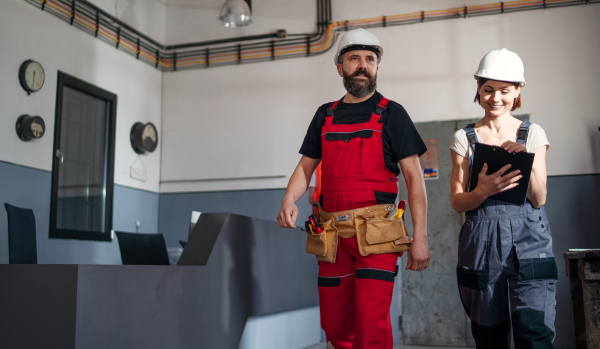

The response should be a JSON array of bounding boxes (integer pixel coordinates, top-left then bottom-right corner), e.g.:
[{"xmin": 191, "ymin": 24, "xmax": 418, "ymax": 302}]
[
  {"xmin": 516, "ymin": 119, "xmax": 531, "ymax": 145},
  {"xmin": 370, "ymin": 97, "xmax": 389, "ymax": 123},
  {"xmin": 463, "ymin": 123, "xmax": 478, "ymax": 191},
  {"xmin": 464, "ymin": 123, "xmax": 478, "ymax": 149},
  {"xmin": 324, "ymin": 100, "xmax": 340, "ymax": 126}
]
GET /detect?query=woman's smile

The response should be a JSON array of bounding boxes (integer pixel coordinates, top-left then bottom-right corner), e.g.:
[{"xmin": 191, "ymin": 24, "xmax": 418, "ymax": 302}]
[{"xmin": 478, "ymin": 80, "xmax": 520, "ymax": 118}]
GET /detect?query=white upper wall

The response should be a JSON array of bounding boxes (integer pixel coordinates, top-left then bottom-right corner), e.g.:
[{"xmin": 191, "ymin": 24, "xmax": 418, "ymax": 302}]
[
  {"xmin": 89, "ymin": 0, "xmax": 167, "ymax": 43},
  {"xmin": 164, "ymin": 0, "xmax": 315, "ymax": 44},
  {"xmin": 0, "ymin": 0, "xmax": 163, "ymax": 193},
  {"xmin": 163, "ymin": 0, "xmax": 487, "ymax": 44},
  {"xmin": 161, "ymin": 4, "xmax": 600, "ymax": 193},
  {"xmin": 330, "ymin": 0, "xmax": 485, "ymax": 22}
]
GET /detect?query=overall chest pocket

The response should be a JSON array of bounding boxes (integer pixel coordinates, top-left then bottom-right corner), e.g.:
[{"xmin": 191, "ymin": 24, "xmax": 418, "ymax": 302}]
[{"xmin": 325, "ymin": 130, "xmax": 374, "ymax": 176}]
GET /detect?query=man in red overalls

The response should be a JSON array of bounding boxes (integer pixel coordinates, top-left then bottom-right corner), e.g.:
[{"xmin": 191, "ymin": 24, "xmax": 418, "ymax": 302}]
[{"xmin": 277, "ymin": 28, "xmax": 430, "ymax": 349}]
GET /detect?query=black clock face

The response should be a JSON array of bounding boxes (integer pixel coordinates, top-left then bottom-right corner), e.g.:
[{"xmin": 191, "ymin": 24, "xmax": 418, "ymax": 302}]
[
  {"xmin": 19, "ymin": 60, "xmax": 45, "ymax": 93},
  {"xmin": 141, "ymin": 124, "xmax": 158, "ymax": 152}
]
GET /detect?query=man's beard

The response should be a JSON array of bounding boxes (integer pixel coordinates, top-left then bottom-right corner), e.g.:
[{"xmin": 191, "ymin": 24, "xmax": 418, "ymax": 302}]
[{"xmin": 342, "ymin": 67, "xmax": 377, "ymax": 98}]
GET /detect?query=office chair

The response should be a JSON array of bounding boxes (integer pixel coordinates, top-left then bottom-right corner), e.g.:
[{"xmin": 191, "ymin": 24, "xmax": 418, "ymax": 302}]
[
  {"xmin": 115, "ymin": 231, "xmax": 171, "ymax": 265},
  {"xmin": 4, "ymin": 203, "xmax": 38, "ymax": 264}
]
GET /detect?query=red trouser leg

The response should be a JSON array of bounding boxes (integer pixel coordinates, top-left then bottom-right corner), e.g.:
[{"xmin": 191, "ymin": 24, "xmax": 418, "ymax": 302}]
[
  {"xmin": 319, "ymin": 237, "xmax": 398, "ymax": 349},
  {"xmin": 349, "ymin": 236, "xmax": 398, "ymax": 349},
  {"xmin": 318, "ymin": 237, "xmax": 355, "ymax": 349}
]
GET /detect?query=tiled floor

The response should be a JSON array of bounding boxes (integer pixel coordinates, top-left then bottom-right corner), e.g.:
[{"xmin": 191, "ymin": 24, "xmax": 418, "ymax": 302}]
[{"xmin": 305, "ymin": 344, "xmax": 470, "ymax": 349}]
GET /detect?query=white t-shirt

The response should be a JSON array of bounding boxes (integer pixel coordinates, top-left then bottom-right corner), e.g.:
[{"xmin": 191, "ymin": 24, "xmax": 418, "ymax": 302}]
[
  {"xmin": 309, "ymin": 171, "xmax": 317, "ymax": 187},
  {"xmin": 450, "ymin": 123, "xmax": 550, "ymax": 159}
]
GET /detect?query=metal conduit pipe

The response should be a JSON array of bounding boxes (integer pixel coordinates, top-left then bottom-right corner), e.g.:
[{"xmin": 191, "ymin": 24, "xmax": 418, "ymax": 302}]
[
  {"xmin": 25, "ymin": 0, "xmax": 331, "ymax": 70},
  {"xmin": 25, "ymin": 0, "xmax": 600, "ymax": 71}
]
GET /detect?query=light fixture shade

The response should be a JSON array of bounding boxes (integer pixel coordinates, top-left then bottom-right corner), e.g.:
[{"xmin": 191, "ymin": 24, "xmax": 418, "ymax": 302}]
[{"xmin": 219, "ymin": 0, "xmax": 253, "ymax": 27}]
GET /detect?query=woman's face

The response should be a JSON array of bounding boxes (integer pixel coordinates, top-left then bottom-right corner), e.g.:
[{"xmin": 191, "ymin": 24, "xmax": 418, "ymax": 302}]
[{"xmin": 478, "ymin": 80, "xmax": 520, "ymax": 117}]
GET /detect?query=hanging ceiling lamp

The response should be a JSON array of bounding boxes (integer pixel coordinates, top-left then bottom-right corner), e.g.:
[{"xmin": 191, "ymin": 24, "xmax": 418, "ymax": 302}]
[{"xmin": 219, "ymin": 0, "xmax": 253, "ymax": 27}]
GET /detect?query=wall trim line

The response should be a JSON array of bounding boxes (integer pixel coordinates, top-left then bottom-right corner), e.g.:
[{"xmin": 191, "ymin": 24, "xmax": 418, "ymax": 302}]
[
  {"xmin": 0, "ymin": 159, "xmax": 51, "ymax": 174},
  {"xmin": 160, "ymin": 187, "xmax": 288, "ymax": 196},
  {"xmin": 160, "ymin": 175, "xmax": 286, "ymax": 184}
]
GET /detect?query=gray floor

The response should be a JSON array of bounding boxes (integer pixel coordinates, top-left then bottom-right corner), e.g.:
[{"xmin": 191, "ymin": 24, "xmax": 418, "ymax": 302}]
[{"xmin": 305, "ymin": 344, "xmax": 470, "ymax": 349}]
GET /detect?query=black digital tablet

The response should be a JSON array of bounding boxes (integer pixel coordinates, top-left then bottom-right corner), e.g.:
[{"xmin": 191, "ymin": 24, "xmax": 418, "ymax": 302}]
[{"xmin": 469, "ymin": 143, "xmax": 535, "ymax": 205}]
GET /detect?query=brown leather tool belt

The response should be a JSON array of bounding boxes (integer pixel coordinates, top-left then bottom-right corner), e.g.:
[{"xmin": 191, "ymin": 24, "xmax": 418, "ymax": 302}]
[{"xmin": 306, "ymin": 204, "xmax": 412, "ymax": 263}]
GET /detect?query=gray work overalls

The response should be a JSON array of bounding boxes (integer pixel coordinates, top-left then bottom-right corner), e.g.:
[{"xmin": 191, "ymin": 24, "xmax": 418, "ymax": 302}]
[{"xmin": 457, "ymin": 120, "xmax": 557, "ymax": 349}]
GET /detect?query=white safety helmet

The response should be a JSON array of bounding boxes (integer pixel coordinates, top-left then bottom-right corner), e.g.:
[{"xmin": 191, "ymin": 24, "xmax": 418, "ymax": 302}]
[
  {"xmin": 334, "ymin": 28, "xmax": 383, "ymax": 66},
  {"xmin": 474, "ymin": 48, "xmax": 526, "ymax": 87}
]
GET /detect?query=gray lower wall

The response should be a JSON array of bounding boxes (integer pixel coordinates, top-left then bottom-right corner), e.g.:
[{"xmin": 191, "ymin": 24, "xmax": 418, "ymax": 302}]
[
  {"xmin": 158, "ymin": 189, "xmax": 314, "ymax": 248},
  {"xmin": 0, "ymin": 160, "xmax": 159, "ymax": 264},
  {"xmin": 546, "ymin": 174, "xmax": 600, "ymax": 349},
  {"xmin": 112, "ymin": 185, "xmax": 160, "ymax": 234}
]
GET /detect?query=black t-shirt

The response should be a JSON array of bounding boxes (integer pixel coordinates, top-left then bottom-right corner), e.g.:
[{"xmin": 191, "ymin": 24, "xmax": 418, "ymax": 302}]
[{"xmin": 299, "ymin": 91, "xmax": 427, "ymax": 176}]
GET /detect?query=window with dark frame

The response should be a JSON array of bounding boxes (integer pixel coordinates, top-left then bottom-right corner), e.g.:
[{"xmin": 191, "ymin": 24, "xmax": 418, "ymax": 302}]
[{"xmin": 49, "ymin": 72, "xmax": 117, "ymax": 241}]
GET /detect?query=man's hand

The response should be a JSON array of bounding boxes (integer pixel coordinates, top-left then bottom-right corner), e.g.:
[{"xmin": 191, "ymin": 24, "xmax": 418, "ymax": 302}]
[
  {"xmin": 277, "ymin": 198, "xmax": 299, "ymax": 229},
  {"xmin": 405, "ymin": 238, "xmax": 430, "ymax": 271},
  {"xmin": 276, "ymin": 156, "xmax": 320, "ymax": 229}
]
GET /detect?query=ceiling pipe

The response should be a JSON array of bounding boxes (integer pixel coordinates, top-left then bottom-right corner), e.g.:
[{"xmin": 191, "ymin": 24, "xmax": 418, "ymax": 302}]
[
  {"xmin": 26, "ymin": 0, "xmax": 599, "ymax": 71},
  {"xmin": 78, "ymin": 0, "xmax": 163, "ymax": 48}
]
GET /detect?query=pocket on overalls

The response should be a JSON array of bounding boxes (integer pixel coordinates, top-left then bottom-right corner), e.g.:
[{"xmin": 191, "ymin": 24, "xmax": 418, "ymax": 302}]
[
  {"xmin": 515, "ymin": 211, "xmax": 558, "ymax": 282},
  {"xmin": 456, "ymin": 219, "xmax": 490, "ymax": 291},
  {"xmin": 365, "ymin": 217, "xmax": 408, "ymax": 244},
  {"xmin": 325, "ymin": 130, "xmax": 374, "ymax": 176},
  {"xmin": 305, "ymin": 219, "xmax": 338, "ymax": 263}
]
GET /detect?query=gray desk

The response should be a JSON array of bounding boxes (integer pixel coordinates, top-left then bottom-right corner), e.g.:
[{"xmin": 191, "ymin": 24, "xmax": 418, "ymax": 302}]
[{"xmin": 0, "ymin": 213, "xmax": 318, "ymax": 349}]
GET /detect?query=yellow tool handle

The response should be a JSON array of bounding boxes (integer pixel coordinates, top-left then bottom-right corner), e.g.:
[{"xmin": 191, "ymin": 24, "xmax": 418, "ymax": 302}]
[{"xmin": 393, "ymin": 200, "xmax": 407, "ymax": 219}]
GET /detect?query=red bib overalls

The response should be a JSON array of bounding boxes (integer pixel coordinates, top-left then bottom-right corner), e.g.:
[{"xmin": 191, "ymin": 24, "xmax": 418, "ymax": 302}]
[{"xmin": 318, "ymin": 96, "xmax": 400, "ymax": 349}]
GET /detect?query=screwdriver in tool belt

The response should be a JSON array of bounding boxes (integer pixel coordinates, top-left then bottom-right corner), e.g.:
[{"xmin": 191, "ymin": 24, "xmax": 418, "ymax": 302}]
[
  {"xmin": 394, "ymin": 200, "xmax": 406, "ymax": 218},
  {"xmin": 387, "ymin": 200, "xmax": 407, "ymax": 219},
  {"xmin": 309, "ymin": 215, "xmax": 323, "ymax": 234}
]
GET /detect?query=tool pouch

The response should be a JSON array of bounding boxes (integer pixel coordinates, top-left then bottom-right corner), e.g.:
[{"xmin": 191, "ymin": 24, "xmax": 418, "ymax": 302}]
[
  {"xmin": 305, "ymin": 219, "xmax": 338, "ymax": 263},
  {"xmin": 365, "ymin": 217, "xmax": 408, "ymax": 244},
  {"xmin": 356, "ymin": 212, "xmax": 411, "ymax": 257}
]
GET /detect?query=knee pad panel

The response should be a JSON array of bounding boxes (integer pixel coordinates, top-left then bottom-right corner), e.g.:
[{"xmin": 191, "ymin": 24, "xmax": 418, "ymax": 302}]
[
  {"xmin": 512, "ymin": 309, "xmax": 554, "ymax": 348},
  {"xmin": 470, "ymin": 319, "xmax": 511, "ymax": 349}
]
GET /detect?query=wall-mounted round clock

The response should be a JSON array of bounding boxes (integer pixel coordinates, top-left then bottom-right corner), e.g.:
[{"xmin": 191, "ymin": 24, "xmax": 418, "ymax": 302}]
[
  {"xmin": 19, "ymin": 60, "xmax": 45, "ymax": 95},
  {"xmin": 130, "ymin": 122, "xmax": 159, "ymax": 154}
]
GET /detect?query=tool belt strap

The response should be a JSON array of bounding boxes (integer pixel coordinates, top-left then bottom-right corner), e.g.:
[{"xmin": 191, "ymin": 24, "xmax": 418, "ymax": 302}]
[
  {"xmin": 320, "ymin": 204, "xmax": 415, "ymax": 245},
  {"xmin": 320, "ymin": 204, "xmax": 394, "ymax": 225}
]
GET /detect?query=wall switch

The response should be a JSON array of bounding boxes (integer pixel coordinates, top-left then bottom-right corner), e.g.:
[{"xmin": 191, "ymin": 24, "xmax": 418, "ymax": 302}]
[{"xmin": 130, "ymin": 167, "xmax": 147, "ymax": 182}]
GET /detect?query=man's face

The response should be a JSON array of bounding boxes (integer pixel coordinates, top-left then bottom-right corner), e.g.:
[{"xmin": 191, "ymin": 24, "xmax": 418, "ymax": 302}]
[{"xmin": 337, "ymin": 50, "xmax": 378, "ymax": 98}]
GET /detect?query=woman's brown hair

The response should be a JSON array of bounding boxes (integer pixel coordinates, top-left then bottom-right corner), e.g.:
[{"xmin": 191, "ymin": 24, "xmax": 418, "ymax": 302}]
[{"xmin": 474, "ymin": 78, "xmax": 522, "ymax": 111}]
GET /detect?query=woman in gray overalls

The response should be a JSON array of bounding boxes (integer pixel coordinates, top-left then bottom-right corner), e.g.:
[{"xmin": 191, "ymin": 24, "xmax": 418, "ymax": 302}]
[{"xmin": 450, "ymin": 49, "xmax": 557, "ymax": 348}]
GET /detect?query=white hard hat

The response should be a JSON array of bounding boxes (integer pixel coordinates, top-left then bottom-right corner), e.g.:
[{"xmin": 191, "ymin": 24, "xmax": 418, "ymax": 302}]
[
  {"xmin": 334, "ymin": 28, "xmax": 383, "ymax": 66},
  {"xmin": 474, "ymin": 48, "xmax": 526, "ymax": 87}
]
